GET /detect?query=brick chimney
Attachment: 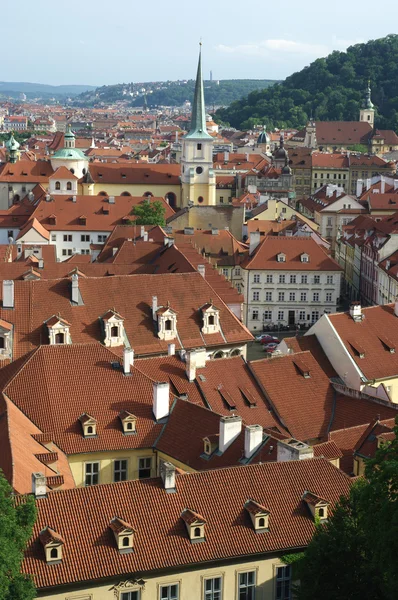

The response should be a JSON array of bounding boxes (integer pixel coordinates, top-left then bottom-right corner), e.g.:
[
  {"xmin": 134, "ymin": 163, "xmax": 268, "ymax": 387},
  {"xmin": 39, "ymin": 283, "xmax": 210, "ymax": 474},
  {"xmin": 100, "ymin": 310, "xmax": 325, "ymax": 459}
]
[
  {"xmin": 3, "ymin": 280, "xmax": 14, "ymax": 309},
  {"xmin": 244, "ymin": 424, "xmax": 263, "ymax": 459},
  {"xmin": 153, "ymin": 381, "xmax": 170, "ymax": 421},
  {"xmin": 219, "ymin": 415, "xmax": 242, "ymax": 453}
]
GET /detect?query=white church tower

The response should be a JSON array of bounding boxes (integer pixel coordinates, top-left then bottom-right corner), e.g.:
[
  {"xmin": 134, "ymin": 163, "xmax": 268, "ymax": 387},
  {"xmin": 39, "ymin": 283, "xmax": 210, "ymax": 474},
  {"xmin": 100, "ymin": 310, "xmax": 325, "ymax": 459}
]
[{"xmin": 181, "ymin": 45, "xmax": 216, "ymax": 206}]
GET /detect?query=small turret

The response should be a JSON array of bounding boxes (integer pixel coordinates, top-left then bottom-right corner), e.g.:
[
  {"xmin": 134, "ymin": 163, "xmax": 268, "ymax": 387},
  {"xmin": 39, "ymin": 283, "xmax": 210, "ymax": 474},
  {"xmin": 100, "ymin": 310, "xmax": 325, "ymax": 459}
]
[
  {"xmin": 64, "ymin": 123, "xmax": 76, "ymax": 149},
  {"xmin": 5, "ymin": 133, "xmax": 20, "ymax": 164},
  {"xmin": 359, "ymin": 81, "xmax": 375, "ymax": 126}
]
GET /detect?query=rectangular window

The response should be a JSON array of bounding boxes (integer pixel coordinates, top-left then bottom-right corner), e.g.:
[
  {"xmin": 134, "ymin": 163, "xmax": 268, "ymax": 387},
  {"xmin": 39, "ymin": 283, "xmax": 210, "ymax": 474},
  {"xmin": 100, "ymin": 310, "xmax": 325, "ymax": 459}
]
[
  {"xmin": 238, "ymin": 571, "xmax": 256, "ymax": 600},
  {"xmin": 290, "ymin": 275, "xmax": 296, "ymax": 284},
  {"xmin": 253, "ymin": 291, "xmax": 260, "ymax": 301},
  {"xmin": 81, "ymin": 234, "xmax": 90, "ymax": 242},
  {"xmin": 278, "ymin": 310, "xmax": 284, "ymax": 321},
  {"xmin": 85, "ymin": 462, "xmax": 99, "ymax": 486},
  {"xmin": 235, "ymin": 268, "xmax": 241, "ymax": 276},
  {"xmin": 121, "ymin": 591, "xmax": 139, "ymax": 600},
  {"xmin": 81, "ymin": 249, "xmax": 90, "ymax": 255},
  {"xmin": 313, "ymin": 292, "xmax": 320, "ymax": 302},
  {"xmin": 204, "ymin": 576, "xmax": 222, "ymax": 600},
  {"xmin": 219, "ymin": 196, "xmax": 224, "ymax": 203},
  {"xmin": 326, "ymin": 292, "xmax": 332, "ymax": 302},
  {"xmin": 279, "ymin": 275, "xmax": 285, "ymax": 284},
  {"xmin": 301, "ymin": 275, "xmax": 308, "ymax": 284},
  {"xmin": 63, "ymin": 234, "xmax": 72, "ymax": 242},
  {"xmin": 237, "ymin": 284, "xmax": 241, "ymax": 294},
  {"xmin": 62, "ymin": 249, "xmax": 67, "ymax": 256},
  {"xmin": 138, "ymin": 457, "xmax": 152, "ymax": 479},
  {"xmin": 7, "ymin": 230, "xmax": 13, "ymax": 239},
  {"xmin": 266, "ymin": 274, "xmax": 273, "ymax": 283},
  {"xmin": 265, "ymin": 292, "xmax": 272, "ymax": 302},
  {"xmin": 197, "ymin": 143, "xmax": 202, "ymax": 151},
  {"xmin": 98, "ymin": 234, "xmax": 107, "ymax": 243},
  {"xmin": 282, "ymin": 207, "xmax": 287, "ymax": 214},
  {"xmin": 327, "ymin": 217, "xmax": 332, "ymax": 226},
  {"xmin": 264, "ymin": 310, "xmax": 272, "ymax": 320},
  {"xmin": 160, "ymin": 584, "xmax": 179, "ymax": 600},
  {"xmin": 51, "ymin": 234, "xmax": 56, "ymax": 241},
  {"xmin": 276, "ymin": 565, "xmax": 291, "ymax": 600},
  {"xmin": 222, "ymin": 268, "xmax": 229, "ymax": 277},
  {"xmin": 313, "ymin": 275, "xmax": 320, "ymax": 284},
  {"xmin": 289, "ymin": 292, "xmax": 295, "ymax": 301},
  {"xmin": 252, "ymin": 309, "xmax": 259, "ymax": 321},
  {"xmin": 300, "ymin": 292, "xmax": 307, "ymax": 302},
  {"xmin": 253, "ymin": 274, "xmax": 260, "ymax": 283},
  {"xmin": 326, "ymin": 275, "xmax": 333, "ymax": 284},
  {"xmin": 278, "ymin": 292, "xmax": 285, "ymax": 302},
  {"xmin": 299, "ymin": 310, "xmax": 306, "ymax": 320},
  {"xmin": 114, "ymin": 459, "xmax": 128, "ymax": 482},
  {"xmin": 311, "ymin": 311, "xmax": 320, "ymax": 323}
]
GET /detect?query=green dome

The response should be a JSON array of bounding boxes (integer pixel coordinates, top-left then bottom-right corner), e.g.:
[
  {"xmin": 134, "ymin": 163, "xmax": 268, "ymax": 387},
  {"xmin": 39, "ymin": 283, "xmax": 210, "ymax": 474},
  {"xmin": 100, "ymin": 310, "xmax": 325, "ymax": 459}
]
[
  {"xmin": 52, "ymin": 147, "xmax": 87, "ymax": 160},
  {"xmin": 5, "ymin": 133, "xmax": 20, "ymax": 151},
  {"xmin": 64, "ymin": 123, "xmax": 75, "ymax": 138}
]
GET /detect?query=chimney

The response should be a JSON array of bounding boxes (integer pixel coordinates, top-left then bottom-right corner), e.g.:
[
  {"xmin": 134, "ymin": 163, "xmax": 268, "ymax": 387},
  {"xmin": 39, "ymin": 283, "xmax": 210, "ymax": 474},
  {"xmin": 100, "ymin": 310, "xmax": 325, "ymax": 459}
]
[
  {"xmin": 123, "ymin": 346, "xmax": 134, "ymax": 374},
  {"xmin": 38, "ymin": 259, "xmax": 44, "ymax": 269},
  {"xmin": 140, "ymin": 226, "xmax": 145, "ymax": 237},
  {"xmin": 394, "ymin": 180, "xmax": 398, "ymax": 191},
  {"xmin": 349, "ymin": 301, "xmax": 363, "ymax": 322},
  {"xmin": 356, "ymin": 179, "xmax": 363, "ymax": 197},
  {"xmin": 109, "ymin": 195, "xmax": 115, "ymax": 204},
  {"xmin": 394, "ymin": 297, "xmax": 398, "ymax": 317},
  {"xmin": 32, "ymin": 472, "xmax": 47, "ymax": 498},
  {"xmin": 366, "ymin": 178, "xmax": 371, "ymax": 190},
  {"xmin": 244, "ymin": 424, "xmax": 263, "ymax": 459},
  {"xmin": 197, "ymin": 264, "xmax": 206, "ymax": 278},
  {"xmin": 219, "ymin": 415, "xmax": 242, "ymax": 453},
  {"xmin": 3, "ymin": 280, "xmax": 14, "ymax": 309},
  {"xmin": 277, "ymin": 438, "xmax": 314, "ymax": 461},
  {"xmin": 211, "ymin": 228, "xmax": 219, "ymax": 235},
  {"xmin": 71, "ymin": 273, "xmax": 79, "ymax": 304},
  {"xmin": 381, "ymin": 179, "xmax": 385, "ymax": 194},
  {"xmin": 152, "ymin": 295, "xmax": 158, "ymax": 319},
  {"xmin": 143, "ymin": 231, "xmax": 149, "ymax": 242},
  {"xmin": 249, "ymin": 231, "xmax": 261, "ymax": 255},
  {"xmin": 185, "ymin": 350, "xmax": 197, "ymax": 382},
  {"xmin": 161, "ymin": 461, "xmax": 176, "ymax": 492},
  {"xmin": 112, "ymin": 247, "xmax": 118, "ymax": 256},
  {"xmin": 168, "ymin": 343, "xmax": 175, "ymax": 356},
  {"xmin": 72, "ymin": 195, "xmax": 77, "ymax": 203},
  {"xmin": 153, "ymin": 381, "xmax": 170, "ymax": 421}
]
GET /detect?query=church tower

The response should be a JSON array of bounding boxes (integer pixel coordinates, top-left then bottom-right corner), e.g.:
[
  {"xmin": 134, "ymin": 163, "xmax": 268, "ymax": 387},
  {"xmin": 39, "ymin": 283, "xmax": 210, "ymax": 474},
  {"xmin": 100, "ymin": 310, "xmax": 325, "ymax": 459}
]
[
  {"xmin": 5, "ymin": 133, "xmax": 20, "ymax": 164},
  {"xmin": 181, "ymin": 45, "xmax": 215, "ymax": 206},
  {"xmin": 359, "ymin": 81, "xmax": 375, "ymax": 126}
]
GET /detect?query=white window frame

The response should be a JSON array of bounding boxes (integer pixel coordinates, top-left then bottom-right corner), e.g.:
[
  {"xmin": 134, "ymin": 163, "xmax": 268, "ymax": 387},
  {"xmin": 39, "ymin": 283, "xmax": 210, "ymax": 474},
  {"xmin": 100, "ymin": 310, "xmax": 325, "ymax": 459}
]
[
  {"xmin": 237, "ymin": 570, "xmax": 256, "ymax": 600},
  {"xmin": 203, "ymin": 575, "xmax": 223, "ymax": 600},
  {"xmin": 265, "ymin": 292, "xmax": 272, "ymax": 302},
  {"xmin": 120, "ymin": 591, "xmax": 140, "ymax": 600},
  {"xmin": 253, "ymin": 291, "xmax": 260, "ymax": 301},
  {"xmin": 275, "ymin": 564, "xmax": 292, "ymax": 600},
  {"xmin": 84, "ymin": 461, "xmax": 99, "ymax": 486},
  {"xmin": 253, "ymin": 274, "xmax": 260, "ymax": 283},
  {"xmin": 138, "ymin": 457, "xmax": 152, "ymax": 479},
  {"xmin": 301, "ymin": 275, "xmax": 308, "ymax": 284},
  {"xmin": 159, "ymin": 583, "xmax": 179, "ymax": 600},
  {"xmin": 113, "ymin": 459, "xmax": 128, "ymax": 482},
  {"xmin": 266, "ymin": 274, "xmax": 273, "ymax": 283}
]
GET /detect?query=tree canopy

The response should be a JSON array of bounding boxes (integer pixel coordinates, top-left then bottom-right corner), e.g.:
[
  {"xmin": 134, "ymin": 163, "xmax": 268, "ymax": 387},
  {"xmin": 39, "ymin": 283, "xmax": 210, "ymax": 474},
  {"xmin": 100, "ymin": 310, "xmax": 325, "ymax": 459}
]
[
  {"xmin": 131, "ymin": 199, "xmax": 166, "ymax": 226},
  {"xmin": 289, "ymin": 418, "xmax": 398, "ymax": 600},
  {"xmin": 216, "ymin": 35, "xmax": 398, "ymax": 131},
  {"xmin": 0, "ymin": 470, "xmax": 37, "ymax": 600}
]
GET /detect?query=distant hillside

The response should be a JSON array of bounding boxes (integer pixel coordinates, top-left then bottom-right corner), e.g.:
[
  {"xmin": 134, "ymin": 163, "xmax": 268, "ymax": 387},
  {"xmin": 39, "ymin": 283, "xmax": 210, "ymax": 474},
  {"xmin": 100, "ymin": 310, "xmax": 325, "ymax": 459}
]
[
  {"xmin": 74, "ymin": 79, "xmax": 277, "ymax": 108},
  {"xmin": 216, "ymin": 34, "xmax": 398, "ymax": 131},
  {"xmin": 0, "ymin": 81, "xmax": 96, "ymax": 99}
]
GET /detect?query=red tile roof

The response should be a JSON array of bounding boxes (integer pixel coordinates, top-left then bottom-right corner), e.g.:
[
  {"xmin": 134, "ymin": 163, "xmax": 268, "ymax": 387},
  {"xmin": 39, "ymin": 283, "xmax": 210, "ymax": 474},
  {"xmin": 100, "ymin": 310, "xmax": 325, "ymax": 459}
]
[
  {"xmin": 22, "ymin": 458, "xmax": 351, "ymax": 589},
  {"xmin": 87, "ymin": 162, "xmax": 181, "ymax": 185},
  {"xmin": 0, "ymin": 160, "xmax": 54, "ymax": 182}
]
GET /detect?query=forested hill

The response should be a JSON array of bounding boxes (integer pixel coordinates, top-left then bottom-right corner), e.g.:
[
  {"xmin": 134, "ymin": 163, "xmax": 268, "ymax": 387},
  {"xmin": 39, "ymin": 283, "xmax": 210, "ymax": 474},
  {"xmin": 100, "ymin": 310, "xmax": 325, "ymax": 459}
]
[
  {"xmin": 74, "ymin": 79, "xmax": 277, "ymax": 108},
  {"xmin": 216, "ymin": 35, "xmax": 398, "ymax": 131}
]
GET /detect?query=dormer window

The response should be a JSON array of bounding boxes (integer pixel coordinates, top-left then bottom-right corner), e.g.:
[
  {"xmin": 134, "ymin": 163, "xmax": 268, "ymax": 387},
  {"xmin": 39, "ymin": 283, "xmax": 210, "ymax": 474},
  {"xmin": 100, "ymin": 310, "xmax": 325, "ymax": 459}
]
[
  {"xmin": 300, "ymin": 253, "xmax": 309, "ymax": 262},
  {"xmin": 156, "ymin": 302, "xmax": 177, "ymax": 341},
  {"xmin": 277, "ymin": 253, "xmax": 286, "ymax": 262},
  {"xmin": 119, "ymin": 410, "xmax": 137, "ymax": 435},
  {"xmin": 302, "ymin": 491, "xmax": 330, "ymax": 522},
  {"xmin": 202, "ymin": 435, "xmax": 218, "ymax": 457},
  {"xmin": 79, "ymin": 413, "xmax": 97, "ymax": 438},
  {"xmin": 0, "ymin": 318, "xmax": 12, "ymax": 358},
  {"xmin": 45, "ymin": 315, "xmax": 71, "ymax": 345},
  {"xmin": 181, "ymin": 509, "xmax": 206, "ymax": 543},
  {"xmin": 200, "ymin": 301, "xmax": 220, "ymax": 335},
  {"xmin": 39, "ymin": 527, "xmax": 64, "ymax": 564},
  {"xmin": 245, "ymin": 499, "xmax": 270, "ymax": 533},
  {"xmin": 101, "ymin": 309, "xmax": 125, "ymax": 347},
  {"xmin": 110, "ymin": 517, "xmax": 136, "ymax": 554}
]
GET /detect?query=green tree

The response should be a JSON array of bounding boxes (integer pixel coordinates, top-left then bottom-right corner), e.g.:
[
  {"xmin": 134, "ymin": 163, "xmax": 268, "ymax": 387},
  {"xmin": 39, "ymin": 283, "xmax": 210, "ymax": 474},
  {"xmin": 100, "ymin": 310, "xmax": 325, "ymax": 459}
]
[
  {"xmin": 131, "ymin": 199, "xmax": 166, "ymax": 226},
  {"xmin": 291, "ymin": 418, "xmax": 398, "ymax": 600},
  {"xmin": 0, "ymin": 470, "xmax": 37, "ymax": 600}
]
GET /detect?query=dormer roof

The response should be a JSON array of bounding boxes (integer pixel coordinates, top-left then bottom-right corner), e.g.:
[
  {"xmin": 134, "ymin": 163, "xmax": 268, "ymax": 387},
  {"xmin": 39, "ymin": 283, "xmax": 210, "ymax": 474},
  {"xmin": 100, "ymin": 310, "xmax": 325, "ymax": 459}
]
[
  {"xmin": 181, "ymin": 508, "xmax": 206, "ymax": 525},
  {"xmin": 78, "ymin": 413, "xmax": 96, "ymax": 426},
  {"xmin": 101, "ymin": 309, "xmax": 124, "ymax": 322},
  {"xmin": 200, "ymin": 301, "xmax": 219, "ymax": 312},
  {"xmin": 109, "ymin": 517, "xmax": 136, "ymax": 535},
  {"xmin": 45, "ymin": 315, "xmax": 71, "ymax": 328},
  {"xmin": 49, "ymin": 166, "xmax": 78, "ymax": 181},
  {"xmin": 39, "ymin": 526, "xmax": 64, "ymax": 547},
  {"xmin": 156, "ymin": 302, "xmax": 177, "ymax": 316},
  {"xmin": 244, "ymin": 499, "xmax": 270, "ymax": 516},
  {"xmin": 302, "ymin": 490, "xmax": 330, "ymax": 507}
]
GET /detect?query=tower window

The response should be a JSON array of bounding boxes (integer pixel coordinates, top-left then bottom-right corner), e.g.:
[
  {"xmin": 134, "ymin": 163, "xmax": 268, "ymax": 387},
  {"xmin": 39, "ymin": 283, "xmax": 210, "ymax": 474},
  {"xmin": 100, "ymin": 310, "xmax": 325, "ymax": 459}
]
[
  {"xmin": 66, "ymin": 182, "xmax": 72, "ymax": 190},
  {"xmin": 196, "ymin": 166, "xmax": 203, "ymax": 174},
  {"xmin": 197, "ymin": 143, "xmax": 202, "ymax": 150}
]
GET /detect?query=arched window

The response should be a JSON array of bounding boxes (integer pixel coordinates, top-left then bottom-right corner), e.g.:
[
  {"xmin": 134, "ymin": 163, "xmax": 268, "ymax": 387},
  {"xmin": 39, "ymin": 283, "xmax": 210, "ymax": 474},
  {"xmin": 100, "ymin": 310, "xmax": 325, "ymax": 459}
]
[
  {"xmin": 98, "ymin": 191, "xmax": 108, "ymax": 196},
  {"xmin": 198, "ymin": 196, "xmax": 204, "ymax": 203},
  {"xmin": 82, "ymin": 168, "xmax": 86, "ymax": 175},
  {"xmin": 87, "ymin": 425, "xmax": 93, "ymax": 434},
  {"xmin": 258, "ymin": 517, "xmax": 265, "ymax": 528},
  {"xmin": 50, "ymin": 548, "xmax": 58, "ymax": 559},
  {"xmin": 318, "ymin": 508, "xmax": 324, "ymax": 518},
  {"xmin": 208, "ymin": 315, "xmax": 215, "ymax": 325},
  {"xmin": 126, "ymin": 421, "xmax": 133, "ymax": 430},
  {"xmin": 122, "ymin": 536, "xmax": 130, "ymax": 547},
  {"xmin": 121, "ymin": 191, "xmax": 131, "ymax": 196},
  {"xmin": 111, "ymin": 325, "xmax": 118, "ymax": 337},
  {"xmin": 144, "ymin": 191, "xmax": 153, "ymax": 197},
  {"xmin": 55, "ymin": 332, "xmax": 65, "ymax": 344},
  {"xmin": 13, "ymin": 194, "xmax": 20, "ymax": 202},
  {"xmin": 230, "ymin": 349, "xmax": 241, "ymax": 357},
  {"xmin": 166, "ymin": 192, "xmax": 176, "ymax": 208},
  {"xmin": 70, "ymin": 168, "xmax": 75, "ymax": 174},
  {"xmin": 165, "ymin": 319, "xmax": 172, "ymax": 331},
  {"xmin": 213, "ymin": 351, "xmax": 224, "ymax": 359},
  {"xmin": 66, "ymin": 182, "xmax": 72, "ymax": 190},
  {"xmin": 55, "ymin": 181, "xmax": 61, "ymax": 190},
  {"xmin": 194, "ymin": 527, "xmax": 201, "ymax": 537},
  {"xmin": 0, "ymin": 337, "xmax": 4, "ymax": 349}
]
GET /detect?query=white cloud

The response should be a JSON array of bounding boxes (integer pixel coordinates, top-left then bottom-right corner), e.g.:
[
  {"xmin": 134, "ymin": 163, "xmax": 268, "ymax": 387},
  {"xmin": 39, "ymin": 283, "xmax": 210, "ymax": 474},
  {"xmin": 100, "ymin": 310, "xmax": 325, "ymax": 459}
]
[{"xmin": 216, "ymin": 37, "xmax": 365, "ymax": 59}]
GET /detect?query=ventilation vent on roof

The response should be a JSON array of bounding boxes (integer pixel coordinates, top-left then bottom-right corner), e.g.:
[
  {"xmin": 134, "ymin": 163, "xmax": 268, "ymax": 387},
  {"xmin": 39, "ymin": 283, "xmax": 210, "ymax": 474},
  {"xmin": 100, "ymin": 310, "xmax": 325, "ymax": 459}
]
[{"xmin": 111, "ymin": 361, "xmax": 121, "ymax": 370}]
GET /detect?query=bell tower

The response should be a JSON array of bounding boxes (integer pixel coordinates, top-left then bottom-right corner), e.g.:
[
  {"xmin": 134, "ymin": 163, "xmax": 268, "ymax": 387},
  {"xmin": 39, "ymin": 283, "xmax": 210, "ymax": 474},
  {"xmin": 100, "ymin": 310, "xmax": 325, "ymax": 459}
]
[
  {"xmin": 359, "ymin": 81, "xmax": 375, "ymax": 126},
  {"xmin": 181, "ymin": 45, "xmax": 215, "ymax": 206}
]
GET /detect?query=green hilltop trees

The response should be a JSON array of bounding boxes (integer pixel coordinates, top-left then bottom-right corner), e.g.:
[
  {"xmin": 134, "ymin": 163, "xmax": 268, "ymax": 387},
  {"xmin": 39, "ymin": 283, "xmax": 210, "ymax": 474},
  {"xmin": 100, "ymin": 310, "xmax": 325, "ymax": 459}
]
[{"xmin": 216, "ymin": 34, "xmax": 398, "ymax": 131}]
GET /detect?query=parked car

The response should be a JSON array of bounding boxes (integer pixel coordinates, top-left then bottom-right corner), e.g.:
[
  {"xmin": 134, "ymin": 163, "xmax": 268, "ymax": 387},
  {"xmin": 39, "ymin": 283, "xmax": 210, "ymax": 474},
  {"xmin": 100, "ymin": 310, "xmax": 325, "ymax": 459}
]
[
  {"xmin": 260, "ymin": 335, "xmax": 279, "ymax": 345},
  {"xmin": 263, "ymin": 342, "xmax": 280, "ymax": 353}
]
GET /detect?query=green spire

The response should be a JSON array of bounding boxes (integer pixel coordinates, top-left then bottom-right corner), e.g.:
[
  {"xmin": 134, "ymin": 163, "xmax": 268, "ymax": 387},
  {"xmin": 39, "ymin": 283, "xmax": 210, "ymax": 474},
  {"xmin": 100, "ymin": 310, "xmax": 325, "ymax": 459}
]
[
  {"xmin": 364, "ymin": 80, "xmax": 374, "ymax": 109},
  {"xmin": 5, "ymin": 132, "xmax": 20, "ymax": 152},
  {"xmin": 186, "ymin": 44, "xmax": 212, "ymax": 139}
]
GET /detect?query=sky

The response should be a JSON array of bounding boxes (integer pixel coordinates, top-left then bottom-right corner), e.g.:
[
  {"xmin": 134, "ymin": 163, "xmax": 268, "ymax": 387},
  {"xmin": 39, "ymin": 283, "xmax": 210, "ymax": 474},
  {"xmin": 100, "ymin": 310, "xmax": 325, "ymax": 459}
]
[{"xmin": 3, "ymin": 0, "xmax": 395, "ymax": 87}]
